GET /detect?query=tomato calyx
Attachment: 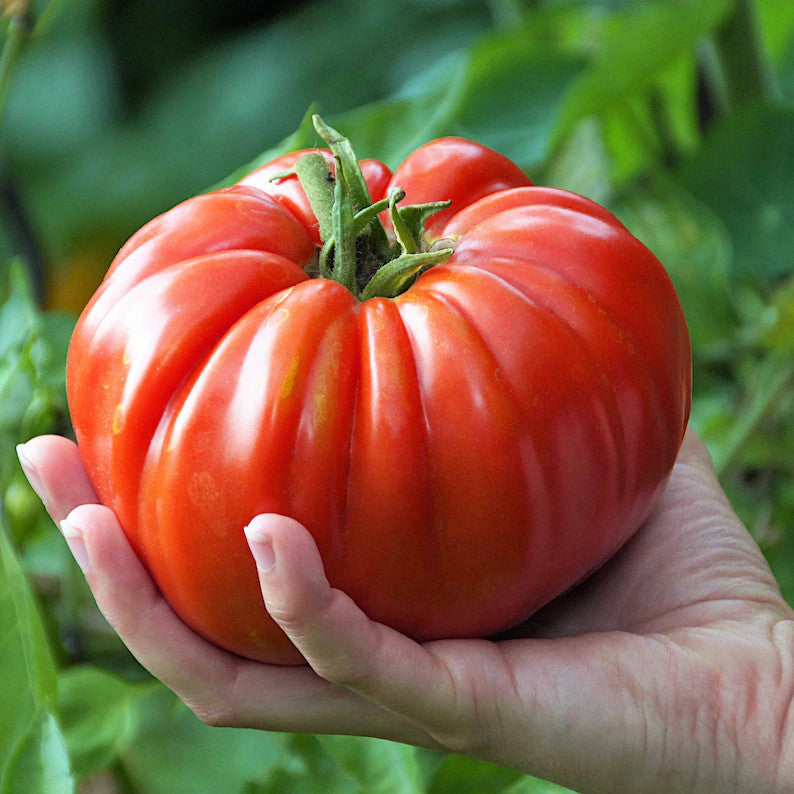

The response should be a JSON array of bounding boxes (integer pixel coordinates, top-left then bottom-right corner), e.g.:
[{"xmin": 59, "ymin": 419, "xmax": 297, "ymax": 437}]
[{"xmin": 296, "ymin": 115, "xmax": 453, "ymax": 300}]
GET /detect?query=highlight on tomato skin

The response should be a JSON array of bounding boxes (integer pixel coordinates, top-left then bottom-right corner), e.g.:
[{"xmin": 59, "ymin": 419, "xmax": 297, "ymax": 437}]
[{"xmin": 66, "ymin": 117, "xmax": 692, "ymax": 665}]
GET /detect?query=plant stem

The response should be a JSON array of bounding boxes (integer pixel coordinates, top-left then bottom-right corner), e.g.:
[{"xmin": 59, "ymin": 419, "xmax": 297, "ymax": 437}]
[
  {"xmin": 713, "ymin": 352, "xmax": 794, "ymax": 478},
  {"xmin": 0, "ymin": 7, "xmax": 29, "ymax": 119},
  {"xmin": 648, "ymin": 90, "xmax": 680, "ymax": 169},
  {"xmin": 295, "ymin": 115, "xmax": 454, "ymax": 300},
  {"xmin": 389, "ymin": 189, "xmax": 417, "ymax": 254},
  {"xmin": 360, "ymin": 248, "xmax": 452, "ymax": 301},
  {"xmin": 312, "ymin": 115, "xmax": 392, "ymax": 257},
  {"xmin": 329, "ymin": 156, "xmax": 358, "ymax": 296},
  {"xmin": 0, "ymin": 172, "xmax": 46, "ymax": 303},
  {"xmin": 295, "ymin": 153, "xmax": 335, "ymax": 242},
  {"xmin": 701, "ymin": 0, "xmax": 778, "ymax": 123}
]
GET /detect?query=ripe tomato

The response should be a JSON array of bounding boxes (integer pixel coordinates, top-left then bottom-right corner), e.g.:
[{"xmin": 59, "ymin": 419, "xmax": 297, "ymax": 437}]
[{"xmin": 67, "ymin": 130, "xmax": 691, "ymax": 664}]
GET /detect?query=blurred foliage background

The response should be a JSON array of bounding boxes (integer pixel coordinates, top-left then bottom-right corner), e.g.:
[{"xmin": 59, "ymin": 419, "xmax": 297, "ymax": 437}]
[{"xmin": 1, "ymin": 0, "xmax": 793, "ymax": 791}]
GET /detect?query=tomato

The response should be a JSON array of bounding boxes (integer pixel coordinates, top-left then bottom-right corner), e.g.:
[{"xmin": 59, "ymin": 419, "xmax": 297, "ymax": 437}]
[{"xmin": 67, "ymin": 123, "xmax": 691, "ymax": 665}]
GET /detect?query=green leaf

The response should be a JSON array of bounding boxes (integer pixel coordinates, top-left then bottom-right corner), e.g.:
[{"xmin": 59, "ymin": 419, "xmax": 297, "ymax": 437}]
[
  {"xmin": 762, "ymin": 475, "xmax": 794, "ymax": 607},
  {"xmin": 219, "ymin": 13, "xmax": 585, "ymax": 180},
  {"xmin": 764, "ymin": 273, "xmax": 794, "ymax": 352},
  {"xmin": 0, "ymin": 263, "xmax": 36, "ymax": 362},
  {"xmin": 676, "ymin": 101, "xmax": 794, "ymax": 282},
  {"xmin": 505, "ymin": 774, "xmax": 578, "ymax": 793},
  {"xmin": 448, "ymin": 32, "xmax": 584, "ymax": 170},
  {"xmin": 217, "ymin": 106, "xmax": 322, "ymax": 189},
  {"xmin": 258, "ymin": 736, "xmax": 574, "ymax": 794},
  {"xmin": 0, "ymin": 527, "xmax": 71, "ymax": 792},
  {"xmin": 708, "ymin": 350, "xmax": 794, "ymax": 477},
  {"xmin": 0, "ymin": 527, "xmax": 57, "ymax": 726},
  {"xmin": 541, "ymin": 117, "xmax": 614, "ymax": 206},
  {"xmin": 0, "ymin": 261, "xmax": 71, "ymax": 520},
  {"xmin": 259, "ymin": 735, "xmax": 436, "ymax": 794},
  {"xmin": 560, "ymin": 0, "xmax": 732, "ymax": 126},
  {"xmin": 335, "ymin": 35, "xmax": 583, "ymax": 171},
  {"xmin": 56, "ymin": 666, "xmax": 153, "ymax": 780},
  {"xmin": 425, "ymin": 753, "xmax": 577, "ymax": 793},
  {"xmin": 551, "ymin": 0, "xmax": 732, "ymax": 180},
  {"xmin": 4, "ymin": 31, "xmax": 120, "ymax": 164},
  {"xmin": 118, "ymin": 687, "xmax": 285, "ymax": 794},
  {"xmin": 426, "ymin": 754, "xmax": 524, "ymax": 793},
  {"xmin": 315, "ymin": 735, "xmax": 430, "ymax": 794},
  {"xmin": 218, "ymin": 1, "xmax": 732, "ymax": 189},
  {"xmin": 259, "ymin": 734, "xmax": 351, "ymax": 794},
  {"xmin": 1, "ymin": 711, "xmax": 72, "ymax": 794},
  {"xmin": 19, "ymin": 0, "xmax": 494, "ymax": 252}
]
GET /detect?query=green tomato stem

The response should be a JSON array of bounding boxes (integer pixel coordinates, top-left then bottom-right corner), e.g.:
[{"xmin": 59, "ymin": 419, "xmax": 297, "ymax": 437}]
[
  {"xmin": 294, "ymin": 153, "xmax": 335, "ymax": 243},
  {"xmin": 312, "ymin": 115, "xmax": 392, "ymax": 258},
  {"xmin": 389, "ymin": 188, "xmax": 418, "ymax": 255},
  {"xmin": 361, "ymin": 248, "xmax": 453, "ymax": 301},
  {"xmin": 317, "ymin": 194, "xmax": 398, "ymax": 280},
  {"xmin": 312, "ymin": 115, "xmax": 372, "ymax": 211},
  {"xmin": 354, "ymin": 194, "xmax": 396, "ymax": 234},
  {"xmin": 329, "ymin": 155, "xmax": 358, "ymax": 296},
  {"xmin": 295, "ymin": 115, "xmax": 455, "ymax": 300}
]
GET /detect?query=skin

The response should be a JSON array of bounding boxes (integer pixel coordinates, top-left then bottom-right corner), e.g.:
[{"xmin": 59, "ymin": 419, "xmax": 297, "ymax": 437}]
[{"xmin": 16, "ymin": 427, "xmax": 794, "ymax": 793}]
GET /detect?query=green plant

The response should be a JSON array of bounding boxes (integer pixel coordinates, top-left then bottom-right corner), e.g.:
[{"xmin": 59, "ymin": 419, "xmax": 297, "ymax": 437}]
[{"xmin": 1, "ymin": 0, "xmax": 792, "ymax": 791}]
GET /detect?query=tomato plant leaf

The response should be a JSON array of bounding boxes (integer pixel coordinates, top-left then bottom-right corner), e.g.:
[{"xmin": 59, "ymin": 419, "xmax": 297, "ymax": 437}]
[
  {"xmin": 55, "ymin": 665, "xmax": 154, "ymax": 780},
  {"xmin": 0, "ymin": 261, "xmax": 71, "ymax": 544},
  {"xmin": 559, "ymin": 0, "xmax": 732, "ymax": 126},
  {"xmin": 426, "ymin": 754, "xmax": 524, "ymax": 793},
  {"xmin": 1, "ymin": 710, "xmax": 72, "ymax": 794},
  {"xmin": 676, "ymin": 101, "xmax": 794, "ymax": 282},
  {"xmin": 0, "ymin": 526, "xmax": 71, "ymax": 792},
  {"xmin": 118, "ymin": 687, "xmax": 285, "ymax": 794},
  {"xmin": 314, "ymin": 735, "xmax": 432, "ymax": 793},
  {"xmin": 764, "ymin": 274, "xmax": 794, "ymax": 353}
]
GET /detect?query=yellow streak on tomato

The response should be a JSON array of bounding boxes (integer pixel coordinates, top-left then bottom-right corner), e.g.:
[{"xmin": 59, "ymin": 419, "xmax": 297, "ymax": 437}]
[
  {"xmin": 112, "ymin": 404, "xmax": 125, "ymax": 435},
  {"xmin": 280, "ymin": 354, "xmax": 301, "ymax": 400},
  {"xmin": 314, "ymin": 391, "xmax": 328, "ymax": 426}
]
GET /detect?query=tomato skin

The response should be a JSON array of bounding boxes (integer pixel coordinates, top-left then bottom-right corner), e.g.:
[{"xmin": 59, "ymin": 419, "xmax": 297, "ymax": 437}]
[
  {"xmin": 385, "ymin": 137, "xmax": 533, "ymax": 237},
  {"xmin": 67, "ymin": 138, "xmax": 691, "ymax": 664}
]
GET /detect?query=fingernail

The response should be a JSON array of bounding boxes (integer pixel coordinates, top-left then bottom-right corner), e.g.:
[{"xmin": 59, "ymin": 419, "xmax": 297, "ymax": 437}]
[
  {"xmin": 60, "ymin": 517, "xmax": 90, "ymax": 573},
  {"xmin": 244, "ymin": 521, "xmax": 276, "ymax": 573},
  {"xmin": 16, "ymin": 443, "xmax": 46, "ymax": 504}
]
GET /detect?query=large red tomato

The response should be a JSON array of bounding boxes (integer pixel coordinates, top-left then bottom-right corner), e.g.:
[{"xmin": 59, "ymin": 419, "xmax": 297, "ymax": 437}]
[{"xmin": 67, "ymin": 125, "xmax": 691, "ymax": 665}]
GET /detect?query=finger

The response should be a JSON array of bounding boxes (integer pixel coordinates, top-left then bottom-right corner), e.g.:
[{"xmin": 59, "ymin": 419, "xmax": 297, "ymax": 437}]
[
  {"xmin": 61, "ymin": 503, "xmax": 243, "ymax": 693},
  {"xmin": 245, "ymin": 513, "xmax": 482, "ymax": 746},
  {"xmin": 61, "ymin": 503, "xmax": 439, "ymax": 744},
  {"xmin": 62, "ymin": 503, "xmax": 337, "ymax": 728},
  {"xmin": 16, "ymin": 435, "xmax": 99, "ymax": 522}
]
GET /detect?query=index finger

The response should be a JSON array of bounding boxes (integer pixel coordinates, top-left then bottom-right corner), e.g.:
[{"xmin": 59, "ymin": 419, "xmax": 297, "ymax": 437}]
[{"xmin": 16, "ymin": 435, "xmax": 99, "ymax": 522}]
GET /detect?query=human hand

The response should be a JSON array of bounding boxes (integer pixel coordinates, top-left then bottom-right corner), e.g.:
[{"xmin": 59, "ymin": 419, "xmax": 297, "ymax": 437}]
[{"xmin": 16, "ymin": 428, "xmax": 794, "ymax": 793}]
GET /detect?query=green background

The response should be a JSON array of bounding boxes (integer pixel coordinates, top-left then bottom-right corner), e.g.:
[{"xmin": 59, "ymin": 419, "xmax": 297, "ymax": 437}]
[{"xmin": 1, "ymin": 0, "xmax": 793, "ymax": 791}]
